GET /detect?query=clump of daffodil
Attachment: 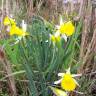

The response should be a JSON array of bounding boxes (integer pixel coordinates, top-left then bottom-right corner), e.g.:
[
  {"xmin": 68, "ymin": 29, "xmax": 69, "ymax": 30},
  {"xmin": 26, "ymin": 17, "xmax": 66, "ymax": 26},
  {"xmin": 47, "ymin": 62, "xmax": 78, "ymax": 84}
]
[
  {"xmin": 54, "ymin": 68, "xmax": 81, "ymax": 91},
  {"xmin": 50, "ymin": 86, "xmax": 67, "ymax": 96},
  {"xmin": 56, "ymin": 16, "xmax": 75, "ymax": 42}
]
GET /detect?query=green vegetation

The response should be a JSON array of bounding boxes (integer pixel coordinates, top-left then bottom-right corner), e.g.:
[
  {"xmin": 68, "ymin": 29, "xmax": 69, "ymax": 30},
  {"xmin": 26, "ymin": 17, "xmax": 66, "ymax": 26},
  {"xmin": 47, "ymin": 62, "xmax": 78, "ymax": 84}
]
[{"xmin": 0, "ymin": 0, "xmax": 95, "ymax": 96}]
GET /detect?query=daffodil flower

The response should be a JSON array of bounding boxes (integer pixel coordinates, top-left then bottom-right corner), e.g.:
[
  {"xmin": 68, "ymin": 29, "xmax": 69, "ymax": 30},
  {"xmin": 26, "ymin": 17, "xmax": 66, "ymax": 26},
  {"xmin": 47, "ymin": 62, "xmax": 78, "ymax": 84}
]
[
  {"xmin": 59, "ymin": 21, "xmax": 75, "ymax": 36},
  {"xmin": 56, "ymin": 16, "xmax": 75, "ymax": 41},
  {"xmin": 3, "ymin": 16, "xmax": 28, "ymax": 36},
  {"xmin": 50, "ymin": 31, "xmax": 61, "ymax": 44},
  {"xmin": 10, "ymin": 20, "xmax": 29, "ymax": 44},
  {"xmin": 3, "ymin": 16, "xmax": 29, "ymax": 44},
  {"xmin": 9, "ymin": 25, "xmax": 28, "ymax": 36},
  {"xmin": 3, "ymin": 16, "xmax": 16, "ymax": 26},
  {"xmin": 54, "ymin": 68, "xmax": 81, "ymax": 91},
  {"xmin": 50, "ymin": 86, "xmax": 67, "ymax": 96}
]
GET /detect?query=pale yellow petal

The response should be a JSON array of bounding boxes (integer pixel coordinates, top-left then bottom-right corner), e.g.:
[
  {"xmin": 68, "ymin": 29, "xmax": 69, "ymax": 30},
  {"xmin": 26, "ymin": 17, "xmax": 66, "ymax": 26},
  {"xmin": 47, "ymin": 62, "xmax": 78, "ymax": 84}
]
[
  {"xmin": 54, "ymin": 79, "xmax": 63, "ymax": 85},
  {"xmin": 72, "ymin": 74, "xmax": 82, "ymax": 77},
  {"xmin": 73, "ymin": 79, "xmax": 80, "ymax": 87},
  {"xmin": 58, "ymin": 73, "xmax": 65, "ymax": 77},
  {"xmin": 50, "ymin": 86, "xmax": 67, "ymax": 96},
  {"xmin": 62, "ymin": 34, "xmax": 67, "ymax": 42},
  {"xmin": 66, "ymin": 67, "xmax": 71, "ymax": 74},
  {"xmin": 60, "ymin": 16, "xmax": 63, "ymax": 25}
]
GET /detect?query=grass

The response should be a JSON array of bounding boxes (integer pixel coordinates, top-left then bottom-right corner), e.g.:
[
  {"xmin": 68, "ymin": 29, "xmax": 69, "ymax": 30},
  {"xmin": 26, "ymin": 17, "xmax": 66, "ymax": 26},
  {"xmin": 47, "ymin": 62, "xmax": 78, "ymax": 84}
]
[{"xmin": 0, "ymin": 0, "xmax": 95, "ymax": 96}]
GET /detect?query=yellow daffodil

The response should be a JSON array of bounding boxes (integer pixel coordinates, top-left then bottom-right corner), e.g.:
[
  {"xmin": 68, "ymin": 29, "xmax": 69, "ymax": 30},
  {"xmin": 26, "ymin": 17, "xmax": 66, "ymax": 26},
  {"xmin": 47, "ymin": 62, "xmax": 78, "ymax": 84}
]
[
  {"xmin": 56, "ymin": 16, "xmax": 75, "ymax": 41},
  {"xmin": 54, "ymin": 68, "xmax": 81, "ymax": 91},
  {"xmin": 50, "ymin": 35, "xmax": 61, "ymax": 43},
  {"xmin": 9, "ymin": 25, "xmax": 28, "ymax": 36},
  {"xmin": 50, "ymin": 31, "xmax": 61, "ymax": 43},
  {"xmin": 50, "ymin": 86, "xmax": 67, "ymax": 96},
  {"xmin": 3, "ymin": 17, "xmax": 29, "ymax": 44},
  {"xmin": 61, "ymin": 74, "xmax": 76, "ymax": 91},
  {"xmin": 3, "ymin": 16, "xmax": 16, "ymax": 26},
  {"xmin": 50, "ymin": 35, "xmax": 56, "ymax": 42},
  {"xmin": 4, "ymin": 19, "xmax": 29, "ymax": 37},
  {"xmin": 59, "ymin": 21, "xmax": 75, "ymax": 36}
]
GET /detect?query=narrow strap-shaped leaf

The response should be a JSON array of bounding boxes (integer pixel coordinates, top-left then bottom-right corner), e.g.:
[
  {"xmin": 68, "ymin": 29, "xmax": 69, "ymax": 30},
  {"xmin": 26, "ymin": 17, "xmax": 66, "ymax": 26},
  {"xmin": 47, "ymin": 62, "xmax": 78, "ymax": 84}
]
[{"xmin": 19, "ymin": 42, "xmax": 38, "ymax": 96}]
